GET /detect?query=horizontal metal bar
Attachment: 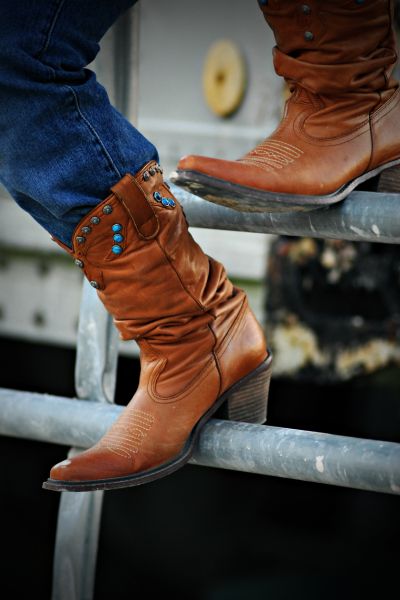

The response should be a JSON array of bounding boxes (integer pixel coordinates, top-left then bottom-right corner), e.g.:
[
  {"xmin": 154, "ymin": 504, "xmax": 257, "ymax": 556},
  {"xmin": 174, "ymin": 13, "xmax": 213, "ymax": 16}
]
[
  {"xmin": 171, "ymin": 184, "xmax": 400, "ymax": 244},
  {"xmin": 1, "ymin": 388, "xmax": 399, "ymax": 495}
]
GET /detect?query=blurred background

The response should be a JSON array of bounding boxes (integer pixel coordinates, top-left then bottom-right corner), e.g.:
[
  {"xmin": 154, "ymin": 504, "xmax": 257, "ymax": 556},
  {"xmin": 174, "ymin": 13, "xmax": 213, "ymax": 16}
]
[{"xmin": 0, "ymin": 1, "xmax": 399, "ymax": 598}]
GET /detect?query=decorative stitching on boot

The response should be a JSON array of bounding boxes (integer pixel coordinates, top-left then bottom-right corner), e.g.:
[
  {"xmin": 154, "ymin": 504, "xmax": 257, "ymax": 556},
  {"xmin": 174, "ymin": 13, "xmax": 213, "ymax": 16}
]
[
  {"xmin": 98, "ymin": 409, "xmax": 155, "ymax": 459},
  {"xmin": 240, "ymin": 140, "xmax": 303, "ymax": 172}
]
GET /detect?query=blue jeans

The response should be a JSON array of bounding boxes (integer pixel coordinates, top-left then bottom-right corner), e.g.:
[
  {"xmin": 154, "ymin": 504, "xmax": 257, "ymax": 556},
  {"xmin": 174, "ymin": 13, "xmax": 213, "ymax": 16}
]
[{"xmin": 0, "ymin": 0, "xmax": 158, "ymax": 247}]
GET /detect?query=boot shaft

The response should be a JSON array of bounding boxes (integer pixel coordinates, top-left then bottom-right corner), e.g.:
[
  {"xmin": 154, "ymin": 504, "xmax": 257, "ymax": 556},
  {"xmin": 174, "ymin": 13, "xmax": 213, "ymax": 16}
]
[
  {"xmin": 53, "ymin": 164, "xmax": 262, "ymax": 384},
  {"xmin": 52, "ymin": 162, "xmax": 268, "ymax": 399},
  {"xmin": 260, "ymin": 0, "xmax": 398, "ymax": 96},
  {"xmin": 59, "ymin": 163, "xmax": 234, "ymax": 343},
  {"xmin": 256, "ymin": 1, "xmax": 400, "ymax": 137}
]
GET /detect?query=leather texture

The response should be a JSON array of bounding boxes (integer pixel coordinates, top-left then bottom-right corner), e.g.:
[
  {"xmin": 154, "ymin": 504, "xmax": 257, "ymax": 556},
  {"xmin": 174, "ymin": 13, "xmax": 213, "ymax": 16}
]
[
  {"xmin": 177, "ymin": 0, "xmax": 400, "ymax": 197},
  {"xmin": 49, "ymin": 161, "xmax": 268, "ymax": 482}
]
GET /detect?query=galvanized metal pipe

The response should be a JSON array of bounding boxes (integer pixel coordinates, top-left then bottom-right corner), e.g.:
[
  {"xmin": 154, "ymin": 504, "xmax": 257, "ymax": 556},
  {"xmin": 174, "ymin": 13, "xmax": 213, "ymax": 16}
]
[
  {"xmin": 1, "ymin": 388, "xmax": 399, "ymax": 495},
  {"xmin": 75, "ymin": 280, "xmax": 119, "ymax": 404},
  {"xmin": 171, "ymin": 184, "xmax": 400, "ymax": 245}
]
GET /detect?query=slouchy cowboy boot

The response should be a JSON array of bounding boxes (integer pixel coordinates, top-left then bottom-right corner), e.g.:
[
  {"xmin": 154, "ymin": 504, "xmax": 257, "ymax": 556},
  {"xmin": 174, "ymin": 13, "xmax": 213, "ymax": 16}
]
[
  {"xmin": 43, "ymin": 161, "xmax": 272, "ymax": 492},
  {"xmin": 172, "ymin": 0, "xmax": 400, "ymax": 212}
]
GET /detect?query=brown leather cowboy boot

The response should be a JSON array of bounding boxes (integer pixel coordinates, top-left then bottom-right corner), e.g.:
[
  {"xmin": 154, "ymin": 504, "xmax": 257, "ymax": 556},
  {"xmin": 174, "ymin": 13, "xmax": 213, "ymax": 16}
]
[
  {"xmin": 172, "ymin": 0, "xmax": 400, "ymax": 212},
  {"xmin": 43, "ymin": 160, "xmax": 272, "ymax": 492}
]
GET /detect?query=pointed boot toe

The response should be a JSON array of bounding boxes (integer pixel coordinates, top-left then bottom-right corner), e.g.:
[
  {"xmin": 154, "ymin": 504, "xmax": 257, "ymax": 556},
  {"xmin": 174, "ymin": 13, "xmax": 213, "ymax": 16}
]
[
  {"xmin": 45, "ymin": 445, "xmax": 138, "ymax": 491},
  {"xmin": 47, "ymin": 452, "xmax": 99, "ymax": 486}
]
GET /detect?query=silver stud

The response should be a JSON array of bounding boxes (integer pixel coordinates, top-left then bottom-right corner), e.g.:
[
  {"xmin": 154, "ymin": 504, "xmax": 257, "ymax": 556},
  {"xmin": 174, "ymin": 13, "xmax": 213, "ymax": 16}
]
[
  {"xmin": 149, "ymin": 167, "xmax": 156, "ymax": 176},
  {"xmin": 90, "ymin": 216, "xmax": 101, "ymax": 225},
  {"xmin": 301, "ymin": 4, "xmax": 311, "ymax": 14},
  {"xmin": 76, "ymin": 236, "xmax": 86, "ymax": 244},
  {"xmin": 103, "ymin": 204, "xmax": 113, "ymax": 214},
  {"xmin": 74, "ymin": 259, "xmax": 84, "ymax": 268},
  {"xmin": 304, "ymin": 31, "xmax": 314, "ymax": 41},
  {"xmin": 81, "ymin": 226, "xmax": 91, "ymax": 234},
  {"xmin": 143, "ymin": 171, "xmax": 150, "ymax": 181},
  {"xmin": 90, "ymin": 280, "xmax": 100, "ymax": 289}
]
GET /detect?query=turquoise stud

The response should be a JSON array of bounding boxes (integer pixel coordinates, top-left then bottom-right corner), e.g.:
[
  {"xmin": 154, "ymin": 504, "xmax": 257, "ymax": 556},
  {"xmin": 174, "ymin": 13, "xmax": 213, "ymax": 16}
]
[
  {"xmin": 161, "ymin": 198, "xmax": 170, "ymax": 207},
  {"xmin": 168, "ymin": 199, "xmax": 176, "ymax": 207},
  {"xmin": 113, "ymin": 233, "xmax": 124, "ymax": 243},
  {"xmin": 112, "ymin": 245, "xmax": 123, "ymax": 255},
  {"xmin": 112, "ymin": 223, "xmax": 122, "ymax": 233},
  {"xmin": 153, "ymin": 191, "xmax": 162, "ymax": 202}
]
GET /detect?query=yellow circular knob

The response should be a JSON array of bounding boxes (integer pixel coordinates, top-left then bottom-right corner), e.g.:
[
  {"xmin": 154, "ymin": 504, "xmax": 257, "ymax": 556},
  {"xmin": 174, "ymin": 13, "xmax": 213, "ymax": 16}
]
[{"xmin": 202, "ymin": 40, "xmax": 247, "ymax": 118}]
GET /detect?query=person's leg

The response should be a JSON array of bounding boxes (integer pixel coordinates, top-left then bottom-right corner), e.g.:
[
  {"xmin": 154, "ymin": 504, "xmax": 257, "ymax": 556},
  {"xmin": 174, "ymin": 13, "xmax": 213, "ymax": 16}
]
[
  {"xmin": 1, "ymin": 1, "xmax": 272, "ymax": 490},
  {"xmin": 173, "ymin": 0, "xmax": 400, "ymax": 212},
  {"xmin": 44, "ymin": 163, "xmax": 272, "ymax": 492},
  {"xmin": 0, "ymin": 0, "xmax": 158, "ymax": 247}
]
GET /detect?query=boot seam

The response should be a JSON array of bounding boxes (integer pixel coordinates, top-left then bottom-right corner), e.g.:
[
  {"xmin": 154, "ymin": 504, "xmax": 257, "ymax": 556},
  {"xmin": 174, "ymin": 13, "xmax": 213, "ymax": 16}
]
[
  {"xmin": 215, "ymin": 296, "xmax": 248, "ymax": 360},
  {"xmin": 366, "ymin": 112, "xmax": 375, "ymax": 173},
  {"xmin": 368, "ymin": 87, "xmax": 400, "ymax": 169},
  {"xmin": 149, "ymin": 354, "xmax": 216, "ymax": 403},
  {"xmin": 370, "ymin": 85, "xmax": 400, "ymax": 125},
  {"xmin": 209, "ymin": 324, "xmax": 223, "ymax": 397},
  {"xmin": 296, "ymin": 109, "xmax": 371, "ymax": 145},
  {"xmin": 155, "ymin": 238, "xmax": 207, "ymax": 313},
  {"xmin": 142, "ymin": 332, "xmax": 220, "ymax": 403}
]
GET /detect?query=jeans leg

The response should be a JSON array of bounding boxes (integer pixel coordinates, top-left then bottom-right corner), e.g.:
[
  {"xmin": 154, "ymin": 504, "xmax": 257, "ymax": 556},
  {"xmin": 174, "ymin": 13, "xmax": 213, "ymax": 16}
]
[{"xmin": 0, "ymin": 0, "xmax": 159, "ymax": 247}]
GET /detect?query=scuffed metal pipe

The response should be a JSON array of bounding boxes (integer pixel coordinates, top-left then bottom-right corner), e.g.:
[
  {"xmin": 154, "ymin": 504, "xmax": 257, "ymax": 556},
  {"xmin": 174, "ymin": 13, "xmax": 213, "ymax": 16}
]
[
  {"xmin": 171, "ymin": 184, "xmax": 400, "ymax": 245},
  {"xmin": 0, "ymin": 388, "xmax": 399, "ymax": 495}
]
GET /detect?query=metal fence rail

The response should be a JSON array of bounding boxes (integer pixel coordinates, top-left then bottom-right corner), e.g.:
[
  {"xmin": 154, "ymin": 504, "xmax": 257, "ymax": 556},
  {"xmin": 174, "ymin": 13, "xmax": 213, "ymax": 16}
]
[
  {"xmin": 172, "ymin": 184, "xmax": 400, "ymax": 245},
  {"xmin": 1, "ymin": 388, "xmax": 399, "ymax": 496}
]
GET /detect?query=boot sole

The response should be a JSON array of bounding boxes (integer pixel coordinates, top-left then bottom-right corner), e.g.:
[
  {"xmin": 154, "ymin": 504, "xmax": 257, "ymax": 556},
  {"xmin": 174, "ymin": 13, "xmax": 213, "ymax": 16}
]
[
  {"xmin": 42, "ymin": 353, "xmax": 272, "ymax": 492},
  {"xmin": 170, "ymin": 159, "xmax": 400, "ymax": 213}
]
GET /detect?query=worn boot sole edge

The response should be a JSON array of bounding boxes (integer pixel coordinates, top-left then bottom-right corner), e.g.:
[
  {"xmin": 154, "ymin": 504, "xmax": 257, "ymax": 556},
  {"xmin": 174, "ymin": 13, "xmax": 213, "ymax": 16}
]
[
  {"xmin": 170, "ymin": 158, "xmax": 400, "ymax": 213},
  {"xmin": 42, "ymin": 353, "xmax": 273, "ymax": 492}
]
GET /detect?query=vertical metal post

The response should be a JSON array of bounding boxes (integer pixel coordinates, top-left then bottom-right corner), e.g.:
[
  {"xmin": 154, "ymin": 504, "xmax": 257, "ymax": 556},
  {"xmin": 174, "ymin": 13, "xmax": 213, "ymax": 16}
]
[
  {"xmin": 51, "ymin": 282, "xmax": 118, "ymax": 600},
  {"xmin": 51, "ymin": 5, "xmax": 141, "ymax": 599},
  {"xmin": 74, "ymin": 281, "xmax": 119, "ymax": 404}
]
